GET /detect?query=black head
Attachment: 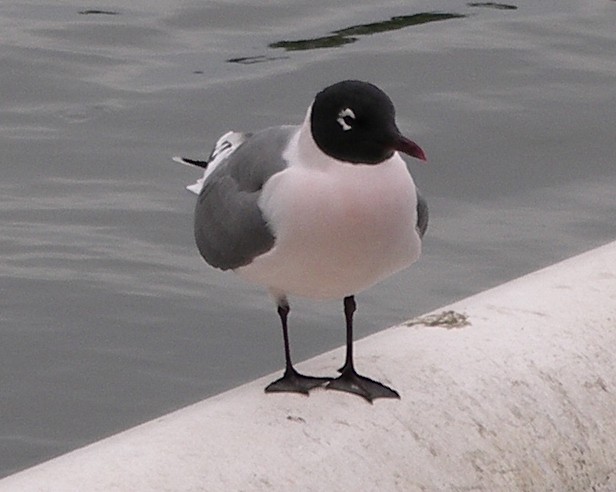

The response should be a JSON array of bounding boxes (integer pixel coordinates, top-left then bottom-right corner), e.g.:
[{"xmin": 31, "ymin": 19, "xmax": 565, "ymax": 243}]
[{"xmin": 310, "ymin": 80, "xmax": 426, "ymax": 165}]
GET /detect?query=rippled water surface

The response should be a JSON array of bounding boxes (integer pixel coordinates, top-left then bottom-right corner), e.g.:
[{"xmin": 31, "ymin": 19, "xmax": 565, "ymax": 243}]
[{"xmin": 1, "ymin": 0, "xmax": 615, "ymax": 477}]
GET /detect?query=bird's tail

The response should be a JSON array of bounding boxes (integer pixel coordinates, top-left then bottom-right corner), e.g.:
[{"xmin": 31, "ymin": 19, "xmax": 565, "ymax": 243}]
[{"xmin": 172, "ymin": 131, "xmax": 248, "ymax": 195}]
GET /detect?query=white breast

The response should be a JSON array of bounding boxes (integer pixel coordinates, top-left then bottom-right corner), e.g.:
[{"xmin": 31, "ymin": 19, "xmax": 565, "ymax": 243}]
[{"xmin": 236, "ymin": 128, "xmax": 421, "ymax": 300}]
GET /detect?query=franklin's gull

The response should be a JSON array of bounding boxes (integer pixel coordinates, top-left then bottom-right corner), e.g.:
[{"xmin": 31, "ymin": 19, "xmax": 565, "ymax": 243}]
[{"xmin": 174, "ymin": 80, "xmax": 428, "ymax": 402}]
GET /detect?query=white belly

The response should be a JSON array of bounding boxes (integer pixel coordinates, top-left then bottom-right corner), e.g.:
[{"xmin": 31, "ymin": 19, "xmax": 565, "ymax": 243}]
[{"xmin": 237, "ymin": 156, "xmax": 421, "ymax": 300}]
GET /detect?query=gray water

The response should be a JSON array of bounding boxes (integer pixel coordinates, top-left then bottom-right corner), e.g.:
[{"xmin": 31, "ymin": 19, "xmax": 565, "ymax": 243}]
[{"xmin": 1, "ymin": 0, "xmax": 615, "ymax": 477}]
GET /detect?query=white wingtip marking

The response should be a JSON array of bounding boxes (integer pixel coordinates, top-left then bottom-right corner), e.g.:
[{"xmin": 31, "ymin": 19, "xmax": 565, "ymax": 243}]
[
  {"xmin": 175, "ymin": 130, "xmax": 248, "ymax": 195},
  {"xmin": 186, "ymin": 181, "xmax": 203, "ymax": 195}
]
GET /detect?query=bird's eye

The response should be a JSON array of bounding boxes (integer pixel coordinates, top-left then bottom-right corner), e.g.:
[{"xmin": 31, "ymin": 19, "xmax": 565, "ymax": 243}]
[{"xmin": 337, "ymin": 108, "xmax": 356, "ymax": 131}]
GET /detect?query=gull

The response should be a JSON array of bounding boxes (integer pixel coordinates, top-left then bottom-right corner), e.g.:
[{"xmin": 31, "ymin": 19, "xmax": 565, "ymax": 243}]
[{"xmin": 174, "ymin": 80, "xmax": 428, "ymax": 402}]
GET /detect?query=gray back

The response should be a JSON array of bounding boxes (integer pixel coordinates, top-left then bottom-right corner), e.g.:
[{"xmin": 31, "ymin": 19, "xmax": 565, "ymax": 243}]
[{"xmin": 194, "ymin": 126, "xmax": 296, "ymax": 270}]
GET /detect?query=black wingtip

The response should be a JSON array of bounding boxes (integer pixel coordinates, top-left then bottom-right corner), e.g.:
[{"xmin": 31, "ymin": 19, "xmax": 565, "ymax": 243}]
[{"xmin": 172, "ymin": 156, "xmax": 209, "ymax": 169}]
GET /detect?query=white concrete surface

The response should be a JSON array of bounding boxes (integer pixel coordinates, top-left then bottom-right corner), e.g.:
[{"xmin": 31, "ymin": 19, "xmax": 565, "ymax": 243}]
[{"xmin": 2, "ymin": 241, "xmax": 616, "ymax": 491}]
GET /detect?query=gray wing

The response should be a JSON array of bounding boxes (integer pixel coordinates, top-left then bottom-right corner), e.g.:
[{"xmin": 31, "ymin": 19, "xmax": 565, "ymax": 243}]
[
  {"xmin": 194, "ymin": 126, "xmax": 296, "ymax": 270},
  {"xmin": 416, "ymin": 189, "xmax": 429, "ymax": 238}
]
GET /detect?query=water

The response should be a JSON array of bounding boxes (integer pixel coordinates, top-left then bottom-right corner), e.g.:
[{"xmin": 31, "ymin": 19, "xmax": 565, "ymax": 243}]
[{"xmin": 1, "ymin": 0, "xmax": 615, "ymax": 477}]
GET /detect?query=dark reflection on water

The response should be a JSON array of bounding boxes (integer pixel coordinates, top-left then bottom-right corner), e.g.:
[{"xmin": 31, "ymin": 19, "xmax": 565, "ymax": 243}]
[
  {"xmin": 227, "ymin": 55, "xmax": 290, "ymax": 65},
  {"xmin": 78, "ymin": 10, "xmax": 119, "ymax": 15},
  {"xmin": 269, "ymin": 12, "xmax": 465, "ymax": 52},
  {"xmin": 467, "ymin": 2, "xmax": 518, "ymax": 10}
]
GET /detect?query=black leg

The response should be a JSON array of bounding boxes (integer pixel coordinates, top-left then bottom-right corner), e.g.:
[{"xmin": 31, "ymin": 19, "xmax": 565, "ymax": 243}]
[
  {"xmin": 326, "ymin": 296, "xmax": 400, "ymax": 402},
  {"xmin": 265, "ymin": 299, "xmax": 330, "ymax": 395}
]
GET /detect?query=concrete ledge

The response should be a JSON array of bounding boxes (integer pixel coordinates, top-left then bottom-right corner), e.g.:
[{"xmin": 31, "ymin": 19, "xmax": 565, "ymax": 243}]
[{"xmin": 2, "ymin": 241, "xmax": 616, "ymax": 491}]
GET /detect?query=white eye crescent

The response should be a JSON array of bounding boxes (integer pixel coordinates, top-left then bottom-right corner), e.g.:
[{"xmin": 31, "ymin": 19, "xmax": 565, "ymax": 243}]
[{"xmin": 337, "ymin": 108, "xmax": 355, "ymax": 131}]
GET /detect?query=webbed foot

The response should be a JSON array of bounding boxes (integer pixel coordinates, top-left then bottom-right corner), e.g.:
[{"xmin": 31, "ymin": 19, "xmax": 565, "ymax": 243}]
[
  {"xmin": 265, "ymin": 368, "xmax": 331, "ymax": 395},
  {"xmin": 326, "ymin": 367, "xmax": 400, "ymax": 402}
]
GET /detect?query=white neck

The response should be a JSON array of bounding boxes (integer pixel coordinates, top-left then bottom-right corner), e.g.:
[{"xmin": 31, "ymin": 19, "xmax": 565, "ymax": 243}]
[{"xmin": 284, "ymin": 105, "xmax": 341, "ymax": 171}]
